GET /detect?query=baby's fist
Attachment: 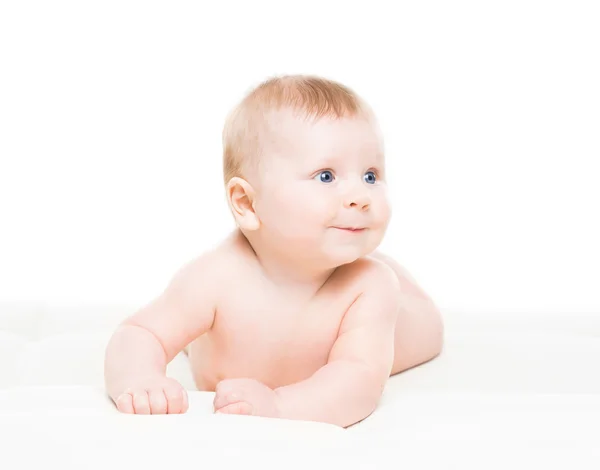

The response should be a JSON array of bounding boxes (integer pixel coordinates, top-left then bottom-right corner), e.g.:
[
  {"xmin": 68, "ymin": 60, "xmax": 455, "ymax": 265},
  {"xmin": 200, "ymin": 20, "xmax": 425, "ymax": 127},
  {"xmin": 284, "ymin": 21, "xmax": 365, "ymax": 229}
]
[
  {"xmin": 213, "ymin": 378, "xmax": 280, "ymax": 418},
  {"xmin": 115, "ymin": 376, "xmax": 188, "ymax": 415}
]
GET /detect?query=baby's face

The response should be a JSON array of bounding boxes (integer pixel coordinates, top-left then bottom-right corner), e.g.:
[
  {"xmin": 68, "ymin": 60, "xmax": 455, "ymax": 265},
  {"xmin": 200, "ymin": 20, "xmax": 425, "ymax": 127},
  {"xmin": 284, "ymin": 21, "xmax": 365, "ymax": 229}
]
[{"xmin": 252, "ymin": 110, "xmax": 391, "ymax": 267}]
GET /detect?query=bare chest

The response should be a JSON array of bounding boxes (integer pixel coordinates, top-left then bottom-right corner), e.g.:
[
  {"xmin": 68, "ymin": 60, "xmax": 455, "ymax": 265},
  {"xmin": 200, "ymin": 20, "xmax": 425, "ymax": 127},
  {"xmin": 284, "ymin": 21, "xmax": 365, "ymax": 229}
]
[{"xmin": 188, "ymin": 284, "xmax": 355, "ymax": 390}]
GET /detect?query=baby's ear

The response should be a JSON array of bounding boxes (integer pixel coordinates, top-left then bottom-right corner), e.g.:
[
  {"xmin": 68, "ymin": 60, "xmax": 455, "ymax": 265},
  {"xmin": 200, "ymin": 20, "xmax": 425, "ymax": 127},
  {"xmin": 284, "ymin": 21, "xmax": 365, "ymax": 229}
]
[{"xmin": 226, "ymin": 177, "xmax": 260, "ymax": 231}]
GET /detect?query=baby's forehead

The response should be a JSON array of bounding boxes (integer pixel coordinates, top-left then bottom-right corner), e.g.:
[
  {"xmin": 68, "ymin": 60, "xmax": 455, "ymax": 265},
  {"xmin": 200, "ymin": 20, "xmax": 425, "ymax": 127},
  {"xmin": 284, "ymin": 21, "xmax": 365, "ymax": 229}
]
[
  {"xmin": 265, "ymin": 108, "xmax": 382, "ymax": 153},
  {"xmin": 256, "ymin": 130, "xmax": 383, "ymax": 183}
]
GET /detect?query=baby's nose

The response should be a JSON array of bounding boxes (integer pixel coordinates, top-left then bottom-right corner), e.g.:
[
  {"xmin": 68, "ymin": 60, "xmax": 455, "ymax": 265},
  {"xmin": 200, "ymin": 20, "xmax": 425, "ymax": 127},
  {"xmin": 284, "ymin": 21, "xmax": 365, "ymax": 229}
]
[{"xmin": 344, "ymin": 187, "xmax": 371, "ymax": 211}]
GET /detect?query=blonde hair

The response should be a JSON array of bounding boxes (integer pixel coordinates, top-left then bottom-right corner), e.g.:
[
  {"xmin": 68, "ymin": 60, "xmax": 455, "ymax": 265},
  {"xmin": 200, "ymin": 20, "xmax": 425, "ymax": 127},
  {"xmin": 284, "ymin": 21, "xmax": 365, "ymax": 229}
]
[{"xmin": 222, "ymin": 74, "xmax": 372, "ymax": 185}]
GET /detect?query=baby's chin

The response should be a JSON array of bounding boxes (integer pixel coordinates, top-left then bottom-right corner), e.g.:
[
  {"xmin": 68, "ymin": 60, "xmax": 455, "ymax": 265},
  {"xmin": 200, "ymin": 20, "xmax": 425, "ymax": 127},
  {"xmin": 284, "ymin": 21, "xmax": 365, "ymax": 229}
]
[
  {"xmin": 319, "ymin": 230, "xmax": 383, "ymax": 265},
  {"xmin": 320, "ymin": 244, "xmax": 376, "ymax": 268}
]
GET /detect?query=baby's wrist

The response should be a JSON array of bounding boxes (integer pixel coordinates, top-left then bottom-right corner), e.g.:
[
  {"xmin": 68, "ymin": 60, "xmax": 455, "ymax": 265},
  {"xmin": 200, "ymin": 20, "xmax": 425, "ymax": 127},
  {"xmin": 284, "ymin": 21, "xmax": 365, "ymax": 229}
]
[{"xmin": 272, "ymin": 388, "xmax": 287, "ymax": 419}]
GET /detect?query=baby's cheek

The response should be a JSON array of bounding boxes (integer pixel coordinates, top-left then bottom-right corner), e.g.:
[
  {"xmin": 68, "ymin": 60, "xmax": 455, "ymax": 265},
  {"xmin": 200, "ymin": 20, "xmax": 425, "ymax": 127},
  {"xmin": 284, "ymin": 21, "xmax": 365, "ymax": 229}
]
[
  {"xmin": 286, "ymin": 195, "xmax": 323, "ymax": 224},
  {"xmin": 375, "ymin": 194, "xmax": 392, "ymax": 226}
]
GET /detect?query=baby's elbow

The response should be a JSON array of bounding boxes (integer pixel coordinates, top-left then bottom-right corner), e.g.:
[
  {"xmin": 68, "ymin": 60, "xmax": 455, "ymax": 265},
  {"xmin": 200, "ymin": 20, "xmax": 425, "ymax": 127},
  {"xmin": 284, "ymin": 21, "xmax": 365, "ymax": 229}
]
[
  {"xmin": 432, "ymin": 303, "xmax": 445, "ymax": 355},
  {"xmin": 336, "ymin": 397, "xmax": 378, "ymax": 429},
  {"xmin": 424, "ymin": 303, "xmax": 445, "ymax": 362},
  {"xmin": 343, "ymin": 386, "xmax": 385, "ymax": 428},
  {"xmin": 346, "ymin": 367, "xmax": 388, "ymax": 427}
]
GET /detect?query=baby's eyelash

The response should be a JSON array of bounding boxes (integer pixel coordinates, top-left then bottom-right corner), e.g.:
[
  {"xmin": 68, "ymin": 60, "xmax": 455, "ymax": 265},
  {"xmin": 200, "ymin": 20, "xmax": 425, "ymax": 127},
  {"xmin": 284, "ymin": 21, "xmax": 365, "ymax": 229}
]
[{"xmin": 312, "ymin": 168, "xmax": 334, "ymax": 177}]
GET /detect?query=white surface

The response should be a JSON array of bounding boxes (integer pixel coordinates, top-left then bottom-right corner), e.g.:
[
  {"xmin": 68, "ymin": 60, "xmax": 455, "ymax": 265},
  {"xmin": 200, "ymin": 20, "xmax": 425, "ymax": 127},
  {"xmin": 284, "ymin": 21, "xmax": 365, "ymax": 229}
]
[
  {"xmin": 1, "ymin": 1, "xmax": 599, "ymax": 315},
  {"xmin": 1, "ymin": 303, "xmax": 599, "ymax": 468}
]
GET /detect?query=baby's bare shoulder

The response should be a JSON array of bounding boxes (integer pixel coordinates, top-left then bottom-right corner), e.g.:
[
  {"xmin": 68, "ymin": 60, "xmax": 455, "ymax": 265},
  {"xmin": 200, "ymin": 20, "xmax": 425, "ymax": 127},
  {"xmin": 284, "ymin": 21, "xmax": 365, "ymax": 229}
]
[
  {"xmin": 331, "ymin": 257, "xmax": 401, "ymax": 333},
  {"xmin": 183, "ymin": 237, "xmax": 246, "ymax": 286},
  {"xmin": 334, "ymin": 255, "xmax": 400, "ymax": 290}
]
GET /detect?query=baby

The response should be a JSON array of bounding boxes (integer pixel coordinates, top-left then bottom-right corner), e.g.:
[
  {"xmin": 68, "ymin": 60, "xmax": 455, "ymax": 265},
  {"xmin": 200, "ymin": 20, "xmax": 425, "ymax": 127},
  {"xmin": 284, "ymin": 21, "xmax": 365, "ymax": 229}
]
[{"xmin": 104, "ymin": 75, "xmax": 444, "ymax": 428}]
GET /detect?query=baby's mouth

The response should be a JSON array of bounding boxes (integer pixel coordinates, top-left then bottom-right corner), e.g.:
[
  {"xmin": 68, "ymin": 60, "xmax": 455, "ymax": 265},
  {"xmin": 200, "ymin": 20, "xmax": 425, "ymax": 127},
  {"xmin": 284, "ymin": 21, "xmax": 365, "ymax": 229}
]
[{"xmin": 332, "ymin": 226, "xmax": 367, "ymax": 233}]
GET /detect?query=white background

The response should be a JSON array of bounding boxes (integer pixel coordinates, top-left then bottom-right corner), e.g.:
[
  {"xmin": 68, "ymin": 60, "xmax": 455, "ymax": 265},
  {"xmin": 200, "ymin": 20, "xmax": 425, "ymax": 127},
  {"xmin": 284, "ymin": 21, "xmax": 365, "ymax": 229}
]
[{"xmin": 0, "ymin": 1, "xmax": 598, "ymax": 316}]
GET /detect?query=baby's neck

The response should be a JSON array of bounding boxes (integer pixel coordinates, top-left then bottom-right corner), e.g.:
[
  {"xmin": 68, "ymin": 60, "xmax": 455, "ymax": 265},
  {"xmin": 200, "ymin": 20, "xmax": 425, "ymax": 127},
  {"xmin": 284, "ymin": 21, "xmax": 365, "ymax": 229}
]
[{"xmin": 235, "ymin": 229, "xmax": 336, "ymax": 296}]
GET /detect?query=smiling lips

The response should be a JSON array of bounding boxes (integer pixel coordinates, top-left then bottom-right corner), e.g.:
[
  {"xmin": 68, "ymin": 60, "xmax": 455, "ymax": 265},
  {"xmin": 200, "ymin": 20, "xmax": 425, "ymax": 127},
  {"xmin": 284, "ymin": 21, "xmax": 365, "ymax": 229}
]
[{"xmin": 333, "ymin": 227, "xmax": 366, "ymax": 233}]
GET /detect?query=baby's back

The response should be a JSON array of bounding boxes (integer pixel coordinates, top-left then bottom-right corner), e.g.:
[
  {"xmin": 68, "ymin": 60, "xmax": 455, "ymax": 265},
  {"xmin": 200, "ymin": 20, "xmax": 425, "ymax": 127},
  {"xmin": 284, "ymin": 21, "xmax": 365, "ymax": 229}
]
[{"xmin": 187, "ymin": 231, "xmax": 369, "ymax": 391}]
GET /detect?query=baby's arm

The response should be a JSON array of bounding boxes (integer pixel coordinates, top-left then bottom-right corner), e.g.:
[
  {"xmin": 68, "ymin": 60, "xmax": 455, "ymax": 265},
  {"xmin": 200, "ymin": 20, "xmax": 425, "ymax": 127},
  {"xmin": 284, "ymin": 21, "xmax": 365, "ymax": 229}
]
[
  {"xmin": 104, "ymin": 252, "xmax": 218, "ymax": 414},
  {"xmin": 274, "ymin": 262, "xmax": 401, "ymax": 428}
]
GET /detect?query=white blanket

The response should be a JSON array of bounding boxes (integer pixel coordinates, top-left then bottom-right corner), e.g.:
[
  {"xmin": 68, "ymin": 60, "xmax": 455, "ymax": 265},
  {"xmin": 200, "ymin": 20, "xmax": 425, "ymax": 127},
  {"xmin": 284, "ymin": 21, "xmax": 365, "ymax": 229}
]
[{"xmin": 1, "ymin": 304, "xmax": 599, "ymax": 469}]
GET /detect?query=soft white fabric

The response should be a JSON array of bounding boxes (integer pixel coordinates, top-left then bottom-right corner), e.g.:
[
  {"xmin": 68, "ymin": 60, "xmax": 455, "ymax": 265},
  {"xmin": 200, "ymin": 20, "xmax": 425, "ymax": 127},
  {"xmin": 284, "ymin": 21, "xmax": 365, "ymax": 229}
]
[{"xmin": 1, "ymin": 303, "xmax": 599, "ymax": 468}]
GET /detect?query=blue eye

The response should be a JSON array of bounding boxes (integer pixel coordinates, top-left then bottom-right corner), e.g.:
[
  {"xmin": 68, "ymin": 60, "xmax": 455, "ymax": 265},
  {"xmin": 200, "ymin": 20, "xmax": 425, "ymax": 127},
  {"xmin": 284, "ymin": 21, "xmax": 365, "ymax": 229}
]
[
  {"xmin": 316, "ymin": 170, "xmax": 334, "ymax": 183},
  {"xmin": 364, "ymin": 171, "xmax": 377, "ymax": 184}
]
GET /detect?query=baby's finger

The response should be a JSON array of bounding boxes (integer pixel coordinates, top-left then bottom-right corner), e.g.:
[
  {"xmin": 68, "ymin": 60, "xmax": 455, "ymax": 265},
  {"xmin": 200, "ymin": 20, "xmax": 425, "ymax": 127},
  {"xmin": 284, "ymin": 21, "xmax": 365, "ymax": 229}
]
[
  {"xmin": 115, "ymin": 393, "xmax": 134, "ymax": 414},
  {"xmin": 132, "ymin": 390, "xmax": 151, "ymax": 414},
  {"xmin": 213, "ymin": 388, "xmax": 241, "ymax": 411},
  {"xmin": 164, "ymin": 385, "xmax": 185, "ymax": 414},
  {"xmin": 215, "ymin": 401, "xmax": 253, "ymax": 415},
  {"xmin": 148, "ymin": 388, "xmax": 168, "ymax": 414}
]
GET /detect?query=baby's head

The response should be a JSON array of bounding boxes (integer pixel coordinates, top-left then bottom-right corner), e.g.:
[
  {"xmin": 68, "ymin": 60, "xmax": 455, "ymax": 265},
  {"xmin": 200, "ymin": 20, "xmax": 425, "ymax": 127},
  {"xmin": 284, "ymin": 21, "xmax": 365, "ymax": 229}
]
[{"xmin": 222, "ymin": 75, "xmax": 391, "ymax": 270}]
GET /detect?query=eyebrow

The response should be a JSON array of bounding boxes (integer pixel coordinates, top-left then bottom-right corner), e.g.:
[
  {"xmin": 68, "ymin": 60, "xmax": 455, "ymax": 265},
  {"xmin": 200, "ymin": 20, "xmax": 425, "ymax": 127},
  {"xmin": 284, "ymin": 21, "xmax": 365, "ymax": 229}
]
[{"xmin": 314, "ymin": 151, "xmax": 384, "ymax": 165}]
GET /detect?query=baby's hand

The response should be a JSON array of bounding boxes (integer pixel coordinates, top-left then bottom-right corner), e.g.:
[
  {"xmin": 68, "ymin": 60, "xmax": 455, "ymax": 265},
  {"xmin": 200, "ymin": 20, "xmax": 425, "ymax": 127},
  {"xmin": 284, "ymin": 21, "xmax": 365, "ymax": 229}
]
[
  {"xmin": 114, "ymin": 376, "xmax": 188, "ymax": 415},
  {"xmin": 213, "ymin": 378, "xmax": 280, "ymax": 418}
]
